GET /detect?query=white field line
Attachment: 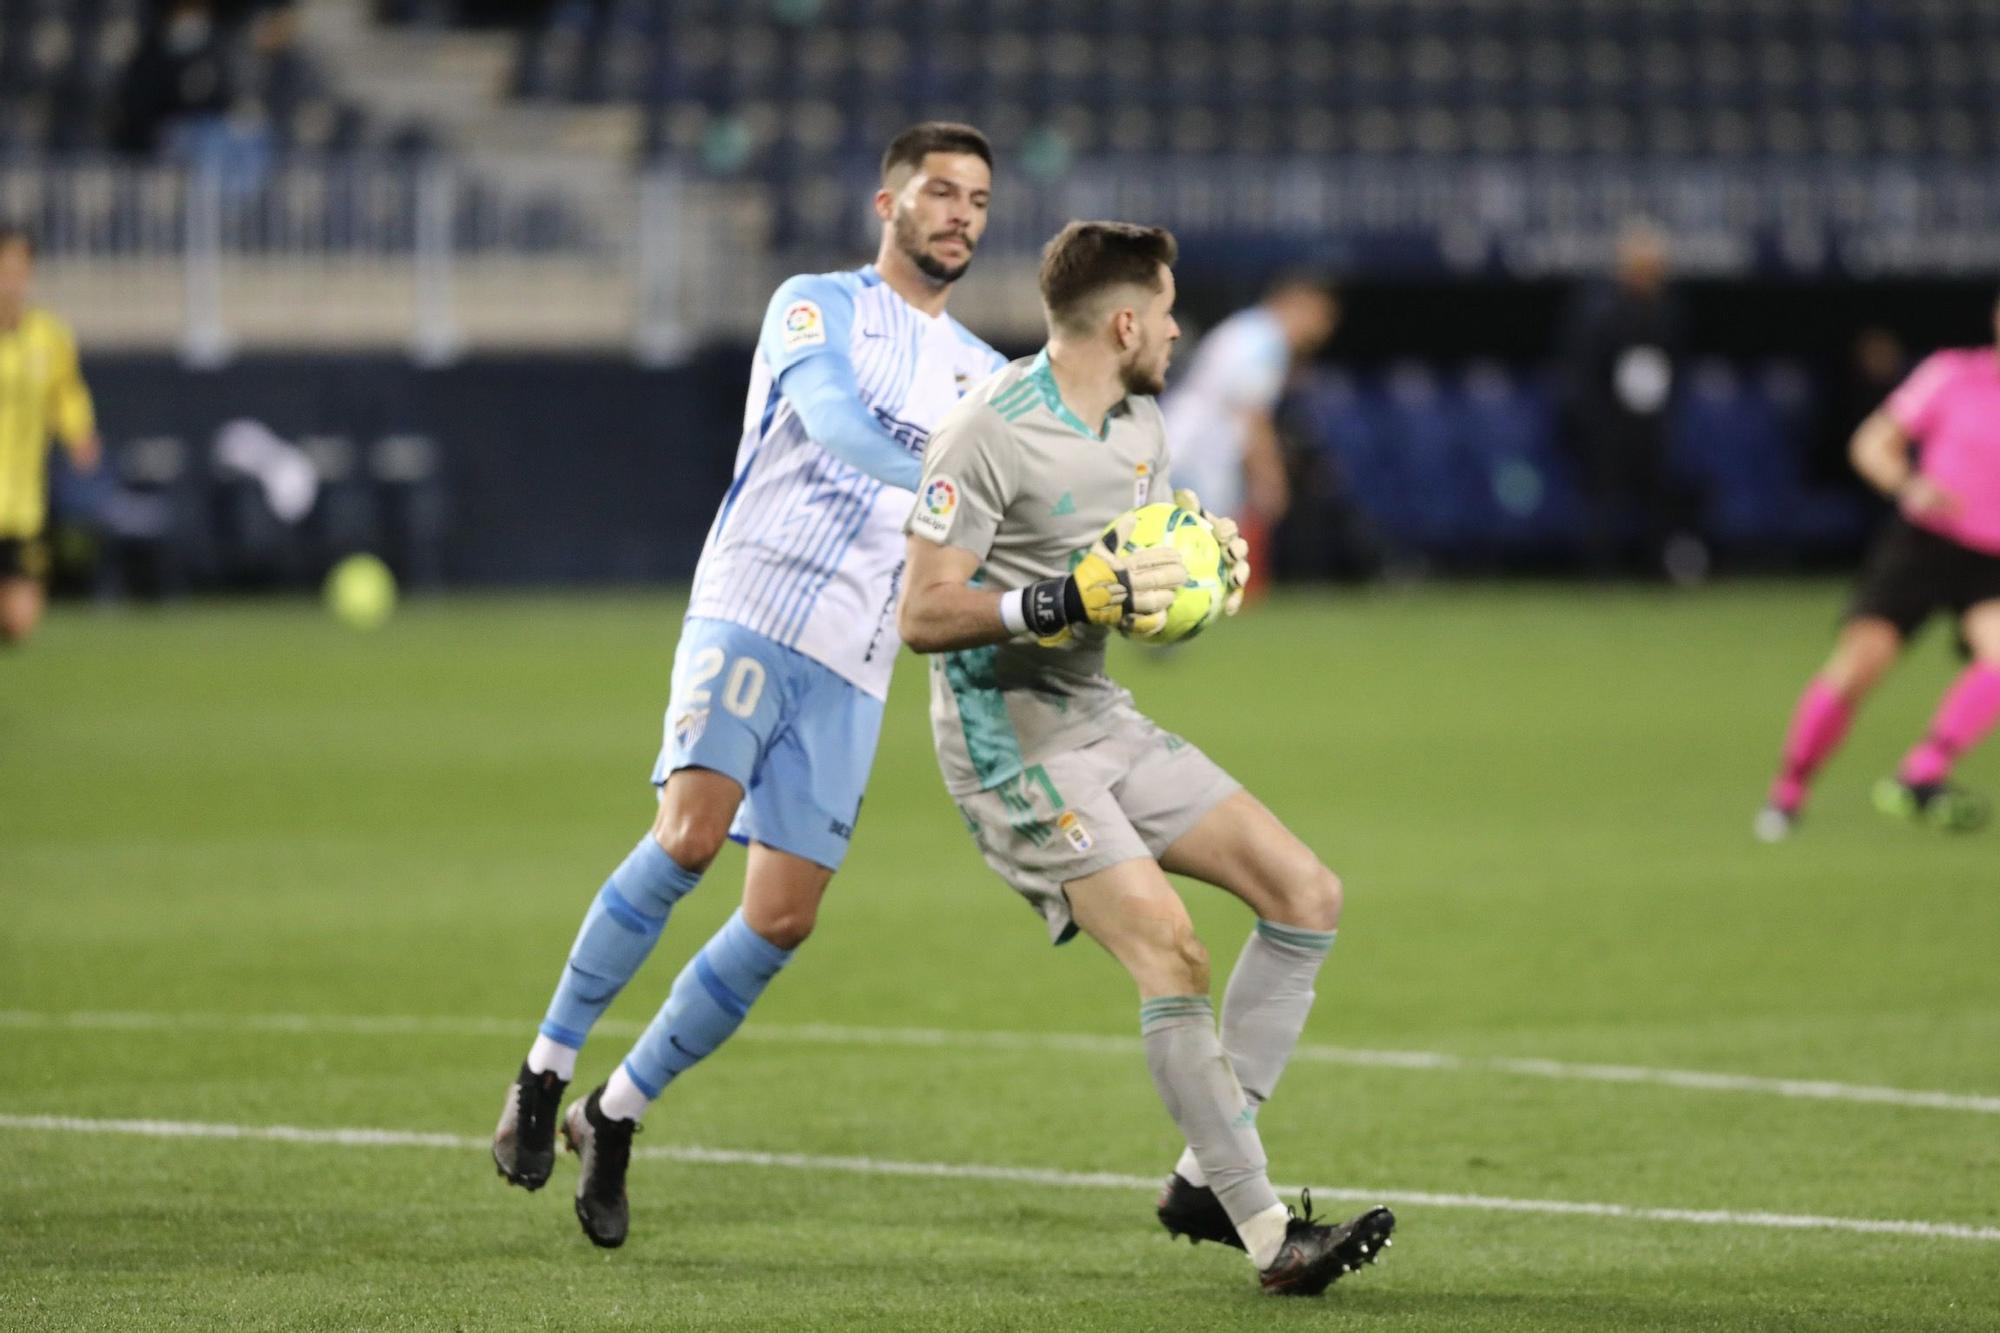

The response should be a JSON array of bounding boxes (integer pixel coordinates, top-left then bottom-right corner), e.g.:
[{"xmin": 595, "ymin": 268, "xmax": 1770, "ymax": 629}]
[
  {"xmin": 4, "ymin": 1008, "xmax": 1999, "ymax": 1115},
  {"xmin": 5, "ymin": 1111, "xmax": 1997, "ymax": 1244}
]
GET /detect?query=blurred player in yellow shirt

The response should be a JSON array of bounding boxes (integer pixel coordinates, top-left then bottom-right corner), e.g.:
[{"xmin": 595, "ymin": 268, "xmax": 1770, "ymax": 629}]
[{"xmin": 0, "ymin": 222, "xmax": 100, "ymax": 645}]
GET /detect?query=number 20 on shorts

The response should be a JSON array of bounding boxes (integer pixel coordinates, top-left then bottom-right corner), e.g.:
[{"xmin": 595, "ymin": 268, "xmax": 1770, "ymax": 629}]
[{"xmin": 683, "ymin": 647, "xmax": 767, "ymax": 719}]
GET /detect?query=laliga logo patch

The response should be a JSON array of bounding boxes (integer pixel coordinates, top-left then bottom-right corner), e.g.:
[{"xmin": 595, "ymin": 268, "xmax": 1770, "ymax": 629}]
[
  {"xmin": 910, "ymin": 476, "xmax": 959, "ymax": 542},
  {"xmin": 1057, "ymin": 810, "xmax": 1094, "ymax": 853},
  {"xmin": 780, "ymin": 299, "xmax": 826, "ymax": 352},
  {"xmin": 673, "ymin": 707, "xmax": 710, "ymax": 751}
]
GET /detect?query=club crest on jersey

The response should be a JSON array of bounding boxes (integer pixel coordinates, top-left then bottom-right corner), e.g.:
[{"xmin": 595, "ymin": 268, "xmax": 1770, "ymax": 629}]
[
  {"xmin": 911, "ymin": 476, "xmax": 959, "ymax": 542},
  {"xmin": 1134, "ymin": 463, "xmax": 1152, "ymax": 507},
  {"xmin": 1057, "ymin": 810, "xmax": 1094, "ymax": 853},
  {"xmin": 780, "ymin": 299, "xmax": 826, "ymax": 352},
  {"xmin": 673, "ymin": 707, "xmax": 710, "ymax": 752}
]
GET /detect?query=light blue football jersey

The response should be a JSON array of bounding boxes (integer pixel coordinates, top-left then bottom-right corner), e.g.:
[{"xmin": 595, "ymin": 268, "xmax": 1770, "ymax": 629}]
[{"xmin": 686, "ymin": 265, "xmax": 1006, "ymax": 700}]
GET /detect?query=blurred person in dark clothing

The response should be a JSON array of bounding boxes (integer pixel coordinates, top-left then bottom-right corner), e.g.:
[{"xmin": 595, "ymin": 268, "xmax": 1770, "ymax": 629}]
[
  {"xmin": 1558, "ymin": 221, "xmax": 1701, "ymax": 581},
  {"xmin": 1272, "ymin": 400, "xmax": 1381, "ymax": 584},
  {"xmin": 113, "ymin": 0, "xmax": 236, "ymax": 155},
  {"xmin": 247, "ymin": 4, "xmax": 331, "ymax": 150},
  {"xmin": 508, "ymin": 0, "xmax": 615, "ymax": 101}
]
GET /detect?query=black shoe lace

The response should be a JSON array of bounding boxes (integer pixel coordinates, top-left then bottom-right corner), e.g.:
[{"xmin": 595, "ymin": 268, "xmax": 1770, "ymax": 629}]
[
  {"xmin": 589, "ymin": 1113, "xmax": 638, "ymax": 1199},
  {"xmin": 517, "ymin": 1073, "xmax": 553, "ymax": 1138},
  {"xmin": 1292, "ymin": 1187, "xmax": 1319, "ymax": 1228}
]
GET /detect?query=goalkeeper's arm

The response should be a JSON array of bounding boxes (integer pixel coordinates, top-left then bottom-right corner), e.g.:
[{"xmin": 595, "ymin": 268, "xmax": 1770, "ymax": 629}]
[{"xmin": 899, "ymin": 517, "xmax": 1186, "ymax": 654}]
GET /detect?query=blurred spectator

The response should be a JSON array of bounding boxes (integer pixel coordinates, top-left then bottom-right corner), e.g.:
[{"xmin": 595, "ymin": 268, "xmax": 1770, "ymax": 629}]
[
  {"xmin": 114, "ymin": 0, "xmax": 308, "ymax": 165},
  {"xmin": 113, "ymin": 0, "xmax": 237, "ymax": 156},
  {"xmin": 1273, "ymin": 393, "xmax": 1382, "ymax": 584},
  {"xmin": 1557, "ymin": 221, "xmax": 1701, "ymax": 580},
  {"xmin": 510, "ymin": 0, "xmax": 614, "ymax": 102},
  {"xmin": 248, "ymin": 5, "xmax": 337, "ymax": 153},
  {"xmin": 1163, "ymin": 274, "xmax": 1341, "ymax": 595}
]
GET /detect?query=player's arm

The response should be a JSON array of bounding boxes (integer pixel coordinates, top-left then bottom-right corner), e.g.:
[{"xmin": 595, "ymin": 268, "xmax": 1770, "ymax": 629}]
[
  {"xmin": 899, "ymin": 406, "xmax": 1183, "ymax": 652},
  {"xmin": 1239, "ymin": 409, "xmax": 1290, "ymax": 521},
  {"xmin": 1849, "ymin": 410, "xmax": 1915, "ymax": 496},
  {"xmin": 899, "ymin": 537, "xmax": 1011, "ymax": 651},
  {"xmin": 899, "ymin": 519, "xmax": 1188, "ymax": 653},
  {"xmin": 46, "ymin": 321, "xmax": 100, "ymax": 472},
  {"xmin": 1857, "ymin": 354, "xmax": 1961, "ymax": 518},
  {"xmin": 762, "ymin": 277, "xmax": 921, "ymax": 491}
]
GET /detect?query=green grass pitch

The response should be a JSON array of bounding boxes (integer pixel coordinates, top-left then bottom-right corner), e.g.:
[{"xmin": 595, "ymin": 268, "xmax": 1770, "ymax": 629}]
[{"xmin": 2, "ymin": 585, "xmax": 1996, "ymax": 1331}]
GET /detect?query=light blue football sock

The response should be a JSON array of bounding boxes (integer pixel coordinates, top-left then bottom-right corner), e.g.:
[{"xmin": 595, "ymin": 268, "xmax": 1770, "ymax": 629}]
[
  {"xmin": 619, "ymin": 908, "xmax": 794, "ymax": 1100},
  {"xmin": 538, "ymin": 836, "xmax": 702, "ymax": 1050}
]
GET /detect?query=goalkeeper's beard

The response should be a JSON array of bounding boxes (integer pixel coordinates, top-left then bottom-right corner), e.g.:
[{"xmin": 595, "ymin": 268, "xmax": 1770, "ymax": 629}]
[{"xmin": 1120, "ymin": 345, "xmax": 1169, "ymax": 397}]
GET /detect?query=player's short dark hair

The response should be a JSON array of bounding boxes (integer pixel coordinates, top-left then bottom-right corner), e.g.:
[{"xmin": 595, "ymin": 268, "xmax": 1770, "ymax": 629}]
[
  {"xmin": 880, "ymin": 122, "xmax": 992, "ymax": 181},
  {"xmin": 0, "ymin": 220, "xmax": 33, "ymax": 257},
  {"xmin": 1038, "ymin": 221, "xmax": 1178, "ymax": 334},
  {"xmin": 1266, "ymin": 268, "xmax": 1339, "ymax": 304}
]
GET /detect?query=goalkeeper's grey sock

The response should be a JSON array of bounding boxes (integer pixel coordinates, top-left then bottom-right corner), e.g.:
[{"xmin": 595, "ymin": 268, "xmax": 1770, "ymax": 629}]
[
  {"xmin": 1140, "ymin": 996, "xmax": 1282, "ymax": 1243},
  {"xmin": 1174, "ymin": 920, "xmax": 1335, "ymax": 1188}
]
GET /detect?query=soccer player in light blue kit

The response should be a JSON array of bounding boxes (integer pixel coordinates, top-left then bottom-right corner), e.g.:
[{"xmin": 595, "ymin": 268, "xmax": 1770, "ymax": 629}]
[{"xmin": 491, "ymin": 123, "xmax": 1004, "ymax": 1248}]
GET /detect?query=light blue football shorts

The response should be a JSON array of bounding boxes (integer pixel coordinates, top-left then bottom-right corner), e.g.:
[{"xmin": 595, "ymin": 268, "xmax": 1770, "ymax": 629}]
[{"xmin": 651, "ymin": 616, "xmax": 885, "ymax": 872}]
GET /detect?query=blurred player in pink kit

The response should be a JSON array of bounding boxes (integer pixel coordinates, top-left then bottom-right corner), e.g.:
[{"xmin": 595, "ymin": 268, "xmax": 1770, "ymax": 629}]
[{"xmin": 1757, "ymin": 294, "xmax": 2000, "ymax": 840}]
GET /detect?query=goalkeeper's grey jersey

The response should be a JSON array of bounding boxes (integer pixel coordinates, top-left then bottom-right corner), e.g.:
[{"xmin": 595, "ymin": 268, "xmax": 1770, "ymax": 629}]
[{"xmin": 904, "ymin": 349, "xmax": 1173, "ymax": 796}]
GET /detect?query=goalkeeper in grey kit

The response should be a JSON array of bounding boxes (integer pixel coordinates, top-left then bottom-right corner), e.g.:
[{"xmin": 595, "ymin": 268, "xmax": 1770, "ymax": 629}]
[{"xmin": 897, "ymin": 220, "xmax": 1395, "ymax": 1296}]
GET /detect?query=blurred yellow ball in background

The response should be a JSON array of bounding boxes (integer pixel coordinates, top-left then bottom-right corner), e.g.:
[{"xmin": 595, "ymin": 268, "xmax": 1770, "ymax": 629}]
[{"xmin": 324, "ymin": 554, "xmax": 398, "ymax": 630}]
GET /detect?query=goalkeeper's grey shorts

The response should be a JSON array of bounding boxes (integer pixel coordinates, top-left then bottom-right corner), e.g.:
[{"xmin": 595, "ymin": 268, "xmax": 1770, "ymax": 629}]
[{"xmin": 950, "ymin": 699, "xmax": 1241, "ymax": 946}]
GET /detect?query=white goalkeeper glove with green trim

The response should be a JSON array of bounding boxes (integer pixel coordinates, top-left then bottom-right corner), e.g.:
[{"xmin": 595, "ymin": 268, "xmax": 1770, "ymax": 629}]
[{"xmin": 1174, "ymin": 487, "xmax": 1250, "ymax": 616}]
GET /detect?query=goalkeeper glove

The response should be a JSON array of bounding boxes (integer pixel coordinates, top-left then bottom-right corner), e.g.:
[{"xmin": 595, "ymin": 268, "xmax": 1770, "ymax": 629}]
[
  {"xmin": 1173, "ymin": 487, "xmax": 1250, "ymax": 616},
  {"xmin": 1018, "ymin": 513, "xmax": 1185, "ymax": 640}
]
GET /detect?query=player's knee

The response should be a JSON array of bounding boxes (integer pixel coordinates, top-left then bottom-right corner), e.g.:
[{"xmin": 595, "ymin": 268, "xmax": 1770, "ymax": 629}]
[
  {"xmin": 1821, "ymin": 661, "xmax": 1868, "ymax": 701},
  {"xmin": 751, "ymin": 911, "xmax": 815, "ymax": 951},
  {"xmin": 1158, "ymin": 919, "xmax": 1210, "ymax": 994},
  {"xmin": 1257, "ymin": 844, "xmax": 1342, "ymax": 932},
  {"xmin": 1290, "ymin": 863, "xmax": 1344, "ymax": 933},
  {"xmin": 743, "ymin": 898, "xmax": 818, "ymax": 950},
  {"xmin": 649, "ymin": 810, "xmax": 729, "ymax": 872},
  {"xmin": 1826, "ymin": 624, "xmax": 1900, "ymax": 697}
]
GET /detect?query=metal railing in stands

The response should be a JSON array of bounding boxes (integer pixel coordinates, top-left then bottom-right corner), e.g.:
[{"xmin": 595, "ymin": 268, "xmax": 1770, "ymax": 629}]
[
  {"xmin": 6, "ymin": 153, "xmax": 2000, "ymax": 361},
  {"xmin": 0, "ymin": 153, "xmax": 771, "ymax": 364}
]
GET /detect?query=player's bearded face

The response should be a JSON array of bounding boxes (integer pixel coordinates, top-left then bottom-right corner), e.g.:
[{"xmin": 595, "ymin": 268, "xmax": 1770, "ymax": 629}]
[
  {"xmin": 886, "ymin": 154, "xmax": 990, "ymax": 286},
  {"xmin": 895, "ymin": 202, "xmax": 978, "ymax": 284},
  {"xmin": 1119, "ymin": 275, "xmax": 1180, "ymax": 396}
]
